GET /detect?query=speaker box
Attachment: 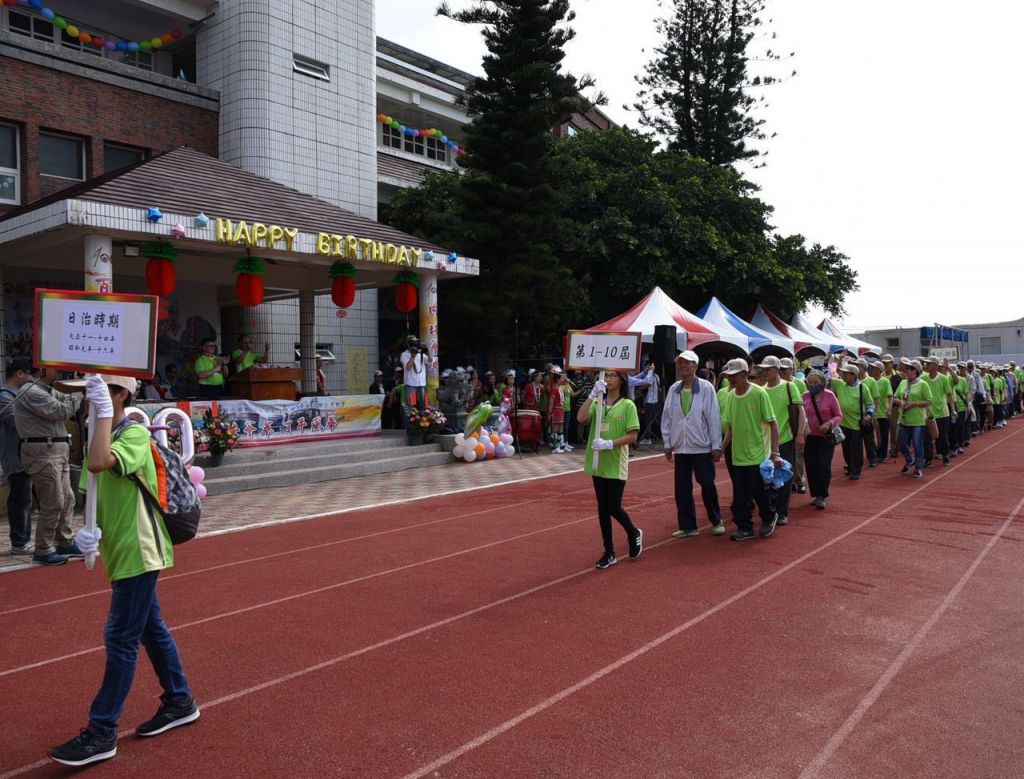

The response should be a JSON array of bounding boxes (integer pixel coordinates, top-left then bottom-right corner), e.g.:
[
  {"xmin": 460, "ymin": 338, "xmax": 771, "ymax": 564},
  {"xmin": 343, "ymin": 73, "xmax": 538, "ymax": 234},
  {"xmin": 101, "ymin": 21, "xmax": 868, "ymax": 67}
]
[{"xmin": 653, "ymin": 325, "xmax": 677, "ymax": 364}]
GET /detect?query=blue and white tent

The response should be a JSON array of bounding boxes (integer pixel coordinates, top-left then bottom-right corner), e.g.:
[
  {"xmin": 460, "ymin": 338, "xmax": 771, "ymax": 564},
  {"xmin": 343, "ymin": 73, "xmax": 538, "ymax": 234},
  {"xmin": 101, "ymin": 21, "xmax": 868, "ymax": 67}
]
[{"xmin": 697, "ymin": 297, "xmax": 794, "ymax": 356}]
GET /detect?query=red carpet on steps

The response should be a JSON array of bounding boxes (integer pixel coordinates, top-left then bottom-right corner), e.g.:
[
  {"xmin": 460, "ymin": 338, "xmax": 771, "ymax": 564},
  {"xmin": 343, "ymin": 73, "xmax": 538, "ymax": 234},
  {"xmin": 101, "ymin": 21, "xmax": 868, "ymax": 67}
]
[{"xmin": 1, "ymin": 424, "xmax": 1022, "ymax": 777}]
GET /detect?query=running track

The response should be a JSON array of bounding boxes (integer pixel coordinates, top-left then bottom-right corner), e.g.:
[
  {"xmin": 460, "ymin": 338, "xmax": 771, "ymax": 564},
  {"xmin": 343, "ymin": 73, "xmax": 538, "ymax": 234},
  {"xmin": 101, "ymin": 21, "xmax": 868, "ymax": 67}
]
[{"xmin": 2, "ymin": 425, "xmax": 1023, "ymax": 777}]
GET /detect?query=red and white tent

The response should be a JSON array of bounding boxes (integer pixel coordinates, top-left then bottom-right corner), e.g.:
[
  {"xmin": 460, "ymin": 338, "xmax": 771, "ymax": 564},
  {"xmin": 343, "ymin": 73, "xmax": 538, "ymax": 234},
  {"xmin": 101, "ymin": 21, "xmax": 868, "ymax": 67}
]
[
  {"xmin": 751, "ymin": 305, "xmax": 835, "ymax": 356},
  {"xmin": 589, "ymin": 287, "xmax": 719, "ymax": 350},
  {"xmin": 818, "ymin": 317, "xmax": 883, "ymax": 356}
]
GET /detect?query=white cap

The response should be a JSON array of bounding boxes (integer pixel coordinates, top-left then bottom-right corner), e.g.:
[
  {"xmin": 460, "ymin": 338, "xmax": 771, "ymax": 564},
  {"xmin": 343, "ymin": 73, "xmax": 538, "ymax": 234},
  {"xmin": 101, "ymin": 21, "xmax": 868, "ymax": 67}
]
[
  {"xmin": 722, "ymin": 358, "xmax": 749, "ymax": 375},
  {"xmin": 676, "ymin": 350, "xmax": 699, "ymax": 364}
]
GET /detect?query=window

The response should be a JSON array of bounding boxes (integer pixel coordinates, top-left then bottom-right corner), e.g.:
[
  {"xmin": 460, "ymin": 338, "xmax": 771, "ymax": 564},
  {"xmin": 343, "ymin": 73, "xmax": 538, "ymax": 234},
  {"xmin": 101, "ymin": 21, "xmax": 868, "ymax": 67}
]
[
  {"xmin": 39, "ymin": 132, "xmax": 85, "ymax": 179},
  {"xmin": 566, "ymin": 124, "xmax": 579, "ymax": 138},
  {"xmin": 979, "ymin": 336, "xmax": 1002, "ymax": 355},
  {"xmin": 8, "ymin": 9, "xmax": 55, "ymax": 42},
  {"xmin": 119, "ymin": 49, "xmax": 153, "ymax": 72},
  {"xmin": 0, "ymin": 124, "xmax": 19, "ymax": 205},
  {"xmin": 886, "ymin": 337, "xmax": 900, "ymax": 348},
  {"xmin": 103, "ymin": 143, "xmax": 145, "ymax": 173},
  {"xmin": 381, "ymin": 124, "xmax": 449, "ymax": 164},
  {"xmin": 60, "ymin": 28, "xmax": 101, "ymax": 56},
  {"xmin": 293, "ymin": 54, "xmax": 330, "ymax": 82}
]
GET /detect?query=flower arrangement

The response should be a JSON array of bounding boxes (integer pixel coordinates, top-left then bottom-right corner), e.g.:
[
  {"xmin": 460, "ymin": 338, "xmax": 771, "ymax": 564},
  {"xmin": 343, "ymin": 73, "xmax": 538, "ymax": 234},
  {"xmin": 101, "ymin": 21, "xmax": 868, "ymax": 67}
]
[
  {"xmin": 201, "ymin": 409, "xmax": 239, "ymax": 455},
  {"xmin": 406, "ymin": 406, "xmax": 447, "ymax": 435}
]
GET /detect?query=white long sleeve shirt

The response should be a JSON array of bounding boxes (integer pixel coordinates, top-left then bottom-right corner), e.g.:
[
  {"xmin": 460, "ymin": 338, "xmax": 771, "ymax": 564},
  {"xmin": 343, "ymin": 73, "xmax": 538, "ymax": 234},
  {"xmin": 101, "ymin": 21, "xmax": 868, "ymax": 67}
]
[{"xmin": 660, "ymin": 377, "xmax": 722, "ymax": 454}]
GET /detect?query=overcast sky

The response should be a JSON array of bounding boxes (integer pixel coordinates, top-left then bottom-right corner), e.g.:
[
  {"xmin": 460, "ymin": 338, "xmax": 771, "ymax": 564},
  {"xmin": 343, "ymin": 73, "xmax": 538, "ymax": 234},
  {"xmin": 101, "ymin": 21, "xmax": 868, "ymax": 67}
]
[{"xmin": 379, "ymin": 0, "xmax": 1023, "ymax": 332}]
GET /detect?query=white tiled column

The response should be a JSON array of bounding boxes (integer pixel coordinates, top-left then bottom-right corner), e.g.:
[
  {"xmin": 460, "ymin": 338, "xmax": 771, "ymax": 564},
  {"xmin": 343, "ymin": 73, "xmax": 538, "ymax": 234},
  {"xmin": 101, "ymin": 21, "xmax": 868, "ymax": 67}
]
[
  {"xmin": 84, "ymin": 234, "xmax": 113, "ymax": 293},
  {"xmin": 419, "ymin": 273, "xmax": 439, "ymax": 405},
  {"xmin": 299, "ymin": 289, "xmax": 317, "ymax": 395}
]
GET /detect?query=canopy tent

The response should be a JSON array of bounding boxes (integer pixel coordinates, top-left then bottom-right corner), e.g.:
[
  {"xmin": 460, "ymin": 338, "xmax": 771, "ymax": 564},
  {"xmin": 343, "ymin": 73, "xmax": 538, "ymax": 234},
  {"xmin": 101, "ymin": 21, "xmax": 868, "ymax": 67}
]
[
  {"xmin": 751, "ymin": 305, "xmax": 833, "ymax": 357},
  {"xmin": 818, "ymin": 317, "xmax": 883, "ymax": 356},
  {"xmin": 589, "ymin": 286, "xmax": 719, "ymax": 350},
  {"xmin": 791, "ymin": 312, "xmax": 847, "ymax": 354},
  {"xmin": 697, "ymin": 298, "xmax": 794, "ymax": 356}
]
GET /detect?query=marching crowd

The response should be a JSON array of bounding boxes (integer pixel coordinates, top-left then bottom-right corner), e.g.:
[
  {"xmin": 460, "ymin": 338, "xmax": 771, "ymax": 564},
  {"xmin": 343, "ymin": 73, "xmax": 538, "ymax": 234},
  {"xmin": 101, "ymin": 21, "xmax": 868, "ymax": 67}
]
[{"xmin": 577, "ymin": 350, "xmax": 1022, "ymax": 568}]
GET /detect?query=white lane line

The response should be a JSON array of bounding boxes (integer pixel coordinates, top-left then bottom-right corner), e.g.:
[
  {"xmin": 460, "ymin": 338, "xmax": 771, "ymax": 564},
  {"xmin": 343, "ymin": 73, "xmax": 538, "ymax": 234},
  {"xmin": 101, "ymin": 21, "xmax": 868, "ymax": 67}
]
[
  {"xmin": 798, "ymin": 493, "xmax": 1024, "ymax": 778},
  {"xmin": 0, "ymin": 495, "xmax": 676, "ymax": 678},
  {"xmin": 398, "ymin": 428, "xmax": 1023, "ymax": 779},
  {"xmin": 0, "ymin": 458, "xmax": 667, "ymax": 613}
]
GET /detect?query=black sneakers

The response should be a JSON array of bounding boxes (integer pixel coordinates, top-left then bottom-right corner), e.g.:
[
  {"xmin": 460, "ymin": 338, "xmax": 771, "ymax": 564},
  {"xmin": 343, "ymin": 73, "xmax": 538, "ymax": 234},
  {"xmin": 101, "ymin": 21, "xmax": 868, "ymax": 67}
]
[
  {"xmin": 759, "ymin": 514, "xmax": 779, "ymax": 538},
  {"xmin": 628, "ymin": 528, "xmax": 644, "ymax": 560},
  {"xmin": 731, "ymin": 529, "xmax": 756, "ymax": 541},
  {"xmin": 136, "ymin": 696, "xmax": 201, "ymax": 737},
  {"xmin": 51, "ymin": 728, "xmax": 117, "ymax": 767},
  {"xmin": 594, "ymin": 554, "xmax": 617, "ymax": 570}
]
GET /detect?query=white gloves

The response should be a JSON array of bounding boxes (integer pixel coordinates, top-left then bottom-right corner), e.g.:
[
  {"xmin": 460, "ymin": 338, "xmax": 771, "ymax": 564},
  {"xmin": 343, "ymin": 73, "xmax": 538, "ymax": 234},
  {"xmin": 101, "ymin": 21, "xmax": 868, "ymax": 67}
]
[
  {"xmin": 85, "ymin": 375, "xmax": 114, "ymax": 419},
  {"xmin": 76, "ymin": 526, "xmax": 102, "ymax": 555},
  {"xmin": 588, "ymin": 380, "xmax": 607, "ymax": 400},
  {"xmin": 592, "ymin": 437, "xmax": 614, "ymax": 451}
]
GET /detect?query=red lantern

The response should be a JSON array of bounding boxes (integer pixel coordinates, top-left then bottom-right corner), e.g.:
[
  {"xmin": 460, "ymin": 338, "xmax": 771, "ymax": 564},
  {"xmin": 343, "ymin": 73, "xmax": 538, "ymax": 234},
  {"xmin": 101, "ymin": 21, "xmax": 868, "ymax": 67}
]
[
  {"xmin": 141, "ymin": 242, "xmax": 177, "ymax": 297},
  {"xmin": 394, "ymin": 271, "xmax": 420, "ymax": 314},
  {"xmin": 328, "ymin": 261, "xmax": 356, "ymax": 308},
  {"xmin": 233, "ymin": 256, "xmax": 267, "ymax": 307}
]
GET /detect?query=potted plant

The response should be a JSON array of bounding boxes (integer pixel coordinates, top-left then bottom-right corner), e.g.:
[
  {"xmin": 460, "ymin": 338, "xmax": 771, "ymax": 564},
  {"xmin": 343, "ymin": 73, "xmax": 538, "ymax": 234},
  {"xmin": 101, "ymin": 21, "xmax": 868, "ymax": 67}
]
[
  {"xmin": 201, "ymin": 408, "xmax": 239, "ymax": 466},
  {"xmin": 406, "ymin": 406, "xmax": 446, "ymax": 445}
]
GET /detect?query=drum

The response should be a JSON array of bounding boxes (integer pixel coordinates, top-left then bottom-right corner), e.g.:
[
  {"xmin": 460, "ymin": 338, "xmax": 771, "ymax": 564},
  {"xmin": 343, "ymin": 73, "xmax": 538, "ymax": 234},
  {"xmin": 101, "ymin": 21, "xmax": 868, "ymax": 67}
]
[{"xmin": 513, "ymin": 409, "xmax": 542, "ymax": 452}]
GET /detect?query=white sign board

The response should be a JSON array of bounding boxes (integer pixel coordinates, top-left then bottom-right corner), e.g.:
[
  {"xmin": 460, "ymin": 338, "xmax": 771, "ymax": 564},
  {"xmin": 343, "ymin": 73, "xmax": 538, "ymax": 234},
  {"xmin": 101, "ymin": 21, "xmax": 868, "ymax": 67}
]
[
  {"xmin": 34, "ymin": 289, "xmax": 158, "ymax": 378},
  {"xmin": 928, "ymin": 347, "xmax": 959, "ymax": 360},
  {"xmin": 566, "ymin": 330, "xmax": 643, "ymax": 372}
]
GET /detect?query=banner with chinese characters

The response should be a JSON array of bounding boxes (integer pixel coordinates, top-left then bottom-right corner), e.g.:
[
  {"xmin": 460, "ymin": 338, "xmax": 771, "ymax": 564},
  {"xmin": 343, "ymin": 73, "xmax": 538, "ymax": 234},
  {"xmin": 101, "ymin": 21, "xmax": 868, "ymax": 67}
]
[
  {"xmin": 136, "ymin": 395, "xmax": 383, "ymax": 448},
  {"xmin": 566, "ymin": 330, "xmax": 643, "ymax": 372},
  {"xmin": 34, "ymin": 289, "xmax": 157, "ymax": 378}
]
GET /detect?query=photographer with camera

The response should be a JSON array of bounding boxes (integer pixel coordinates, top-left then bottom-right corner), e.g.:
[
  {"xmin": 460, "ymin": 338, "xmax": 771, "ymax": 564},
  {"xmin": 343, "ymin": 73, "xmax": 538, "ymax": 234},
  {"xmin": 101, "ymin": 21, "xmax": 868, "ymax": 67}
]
[{"xmin": 400, "ymin": 336, "xmax": 428, "ymax": 411}]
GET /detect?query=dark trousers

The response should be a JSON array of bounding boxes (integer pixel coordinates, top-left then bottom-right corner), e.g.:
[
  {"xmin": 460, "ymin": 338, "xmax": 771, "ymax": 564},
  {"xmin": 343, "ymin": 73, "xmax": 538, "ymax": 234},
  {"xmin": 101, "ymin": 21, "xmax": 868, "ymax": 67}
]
[
  {"xmin": 775, "ymin": 439, "xmax": 796, "ymax": 519},
  {"xmin": 877, "ymin": 418, "xmax": 891, "ymax": 461},
  {"xmin": 924, "ymin": 417, "xmax": 951, "ymax": 461},
  {"xmin": 804, "ymin": 435, "xmax": 835, "ymax": 499},
  {"xmin": 592, "ymin": 476, "xmax": 638, "ymax": 557},
  {"xmin": 862, "ymin": 422, "xmax": 877, "ymax": 465},
  {"xmin": 198, "ymin": 384, "xmax": 221, "ymax": 400},
  {"xmin": 673, "ymin": 452, "xmax": 721, "ymax": 531},
  {"xmin": 994, "ymin": 402, "xmax": 1004, "ymax": 426},
  {"xmin": 89, "ymin": 572, "xmax": 191, "ymax": 737},
  {"xmin": 973, "ymin": 395, "xmax": 985, "ymax": 433},
  {"xmin": 729, "ymin": 463, "xmax": 774, "ymax": 533},
  {"xmin": 6, "ymin": 470, "xmax": 33, "ymax": 548},
  {"xmin": 899, "ymin": 424, "xmax": 926, "ymax": 469},
  {"xmin": 840, "ymin": 426, "xmax": 863, "ymax": 477}
]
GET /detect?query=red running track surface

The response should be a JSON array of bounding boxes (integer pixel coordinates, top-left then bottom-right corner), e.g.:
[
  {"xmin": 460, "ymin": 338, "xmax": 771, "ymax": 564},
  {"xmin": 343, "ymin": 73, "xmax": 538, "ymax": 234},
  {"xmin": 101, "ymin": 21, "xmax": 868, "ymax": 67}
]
[{"xmin": 1, "ymin": 425, "xmax": 1023, "ymax": 777}]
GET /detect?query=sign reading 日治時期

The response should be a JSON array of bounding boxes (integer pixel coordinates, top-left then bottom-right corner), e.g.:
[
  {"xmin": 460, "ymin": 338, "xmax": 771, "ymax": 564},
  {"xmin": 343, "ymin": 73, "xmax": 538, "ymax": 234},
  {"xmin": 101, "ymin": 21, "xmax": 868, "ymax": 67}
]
[{"xmin": 34, "ymin": 290, "xmax": 158, "ymax": 379}]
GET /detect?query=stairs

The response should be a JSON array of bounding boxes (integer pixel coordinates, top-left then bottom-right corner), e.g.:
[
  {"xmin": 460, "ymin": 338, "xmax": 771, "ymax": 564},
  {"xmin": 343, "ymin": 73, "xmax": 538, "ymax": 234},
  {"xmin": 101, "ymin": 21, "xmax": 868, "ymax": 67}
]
[{"xmin": 199, "ymin": 432, "xmax": 451, "ymax": 495}]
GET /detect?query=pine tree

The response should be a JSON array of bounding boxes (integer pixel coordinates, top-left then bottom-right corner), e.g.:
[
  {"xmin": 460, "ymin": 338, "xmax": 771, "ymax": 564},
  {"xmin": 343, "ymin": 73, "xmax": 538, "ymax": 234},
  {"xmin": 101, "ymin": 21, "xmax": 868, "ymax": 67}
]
[
  {"xmin": 433, "ymin": 0, "xmax": 597, "ymax": 360},
  {"xmin": 634, "ymin": 0, "xmax": 793, "ymax": 166}
]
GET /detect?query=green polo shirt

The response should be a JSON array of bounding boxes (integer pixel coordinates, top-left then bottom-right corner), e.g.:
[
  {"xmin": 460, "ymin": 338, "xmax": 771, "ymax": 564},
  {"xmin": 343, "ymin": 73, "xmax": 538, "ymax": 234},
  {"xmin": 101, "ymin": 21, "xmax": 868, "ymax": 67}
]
[
  {"xmin": 921, "ymin": 373, "xmax": 952, "ymax": 419},
  {"xmin": 585, "ymin": 398, "xmax": 640, "ymax": 480},
  {"xmin": 832, "ymin": 380, "xmax": 870, "ymax": 430},
  {"xmin": 723, "ymin": 384, "xmax": 775, "ymax": 466},
  {"xmin": 194, "ymin": 355, "xmax": 225, "ymax": 387},
  {"xmin": 231, "ymin": 348, "xmax": 262, "ymax": 372},
  {"xmin": 896, "ymin": 378, "xmax": 933, "ymax": 427},
  {"xmin": 764, "ymin": 380, "xmax": 800, "ymax": 445}
]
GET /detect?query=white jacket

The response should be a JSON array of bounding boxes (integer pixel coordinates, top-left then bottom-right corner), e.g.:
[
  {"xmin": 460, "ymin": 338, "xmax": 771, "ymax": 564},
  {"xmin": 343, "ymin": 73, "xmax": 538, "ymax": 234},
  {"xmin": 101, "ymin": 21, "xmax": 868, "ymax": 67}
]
[{"xmin": 660, "ymin": 377, "xmax": 723, "ymax": 454}]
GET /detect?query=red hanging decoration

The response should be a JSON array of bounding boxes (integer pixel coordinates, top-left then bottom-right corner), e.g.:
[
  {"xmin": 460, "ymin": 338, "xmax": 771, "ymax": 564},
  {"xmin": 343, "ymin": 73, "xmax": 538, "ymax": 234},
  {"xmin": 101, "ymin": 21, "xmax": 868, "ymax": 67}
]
[
  {"xmin": 394, "ymin": 270, "xmax": 420, "ymax": 314},
  {"xmin": 328, "ymin": 261, "xmax": 356, "ymax": 308},
  {"xmin": 233, "ymin": 256, "xmax": 267, "ymax": 307},
  {"xmin": 142, "ymin": 242, "xmax": 177, "ymax": 297}
]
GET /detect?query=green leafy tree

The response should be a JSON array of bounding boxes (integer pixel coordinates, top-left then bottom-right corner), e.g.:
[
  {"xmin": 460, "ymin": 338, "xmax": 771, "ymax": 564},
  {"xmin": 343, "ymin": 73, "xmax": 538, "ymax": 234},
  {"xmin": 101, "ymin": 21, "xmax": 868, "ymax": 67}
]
[
  {"xmin": 634, "ymin": 0, "xmax": 794, "ymax": 165},
  {"xmin": 419, "ymin": 0, "xmax": 599, "ymax": 360}
]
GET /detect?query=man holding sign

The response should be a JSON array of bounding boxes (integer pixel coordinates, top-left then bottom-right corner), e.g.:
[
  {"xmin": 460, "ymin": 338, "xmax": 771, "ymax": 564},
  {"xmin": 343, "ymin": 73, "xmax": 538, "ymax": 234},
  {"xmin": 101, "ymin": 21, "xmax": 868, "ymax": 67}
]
[{"xmin": 50, "ymin": 374, "xmax": 199, "ymax": 767}]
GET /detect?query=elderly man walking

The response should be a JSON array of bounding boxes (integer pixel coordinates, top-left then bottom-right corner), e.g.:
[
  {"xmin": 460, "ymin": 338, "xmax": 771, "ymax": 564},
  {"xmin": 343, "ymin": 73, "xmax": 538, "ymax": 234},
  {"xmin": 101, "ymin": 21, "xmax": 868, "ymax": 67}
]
[
  {"xmin": 13, "ymin": 367, "xmax": 82, "ymax": 566},
  {"xmin": 661, "ymin": 350, "xmax": 725, "ymax": 537}
]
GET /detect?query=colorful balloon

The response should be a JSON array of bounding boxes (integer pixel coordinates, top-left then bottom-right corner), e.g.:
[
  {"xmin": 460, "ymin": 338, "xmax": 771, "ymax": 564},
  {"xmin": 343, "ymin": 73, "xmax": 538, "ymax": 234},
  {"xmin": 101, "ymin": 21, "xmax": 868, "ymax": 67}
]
[
  {"xmin": 196, "ymin": 483, "xmax": 207, "ymax": 500},
  {"xmin": 189, "ymin": 465, "xmax": 205, "ymax": 485},
  {"xmin": 463, "ymin": 450, "xmax": 477, "ymax": 463}
]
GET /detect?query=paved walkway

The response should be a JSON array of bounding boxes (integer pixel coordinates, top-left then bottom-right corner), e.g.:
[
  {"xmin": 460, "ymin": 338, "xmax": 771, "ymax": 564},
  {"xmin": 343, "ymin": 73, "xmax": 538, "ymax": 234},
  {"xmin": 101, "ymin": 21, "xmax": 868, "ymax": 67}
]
[{"xmin": 0, "ymin": 445, "xmax": 663, "ymax": 573}]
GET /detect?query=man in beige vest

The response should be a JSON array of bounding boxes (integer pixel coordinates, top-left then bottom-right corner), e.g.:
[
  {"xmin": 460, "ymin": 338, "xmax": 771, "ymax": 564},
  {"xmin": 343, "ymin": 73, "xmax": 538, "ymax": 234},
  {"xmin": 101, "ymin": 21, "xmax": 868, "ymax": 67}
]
[{"xmin": 13, "ymin": 367, "xmax": 81, "ymax": 566}]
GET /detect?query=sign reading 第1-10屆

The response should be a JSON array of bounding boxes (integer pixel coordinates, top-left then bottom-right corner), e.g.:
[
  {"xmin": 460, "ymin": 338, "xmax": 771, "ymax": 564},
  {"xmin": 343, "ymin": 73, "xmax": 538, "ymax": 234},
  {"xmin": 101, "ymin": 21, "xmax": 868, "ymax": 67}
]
[
  {"xmin": 566, "ymin": 330, "xmax": 643, "ymax": 373},
  {"xmin": 33, "ymin": 290, "xmax": 158, "ymax": 379}
]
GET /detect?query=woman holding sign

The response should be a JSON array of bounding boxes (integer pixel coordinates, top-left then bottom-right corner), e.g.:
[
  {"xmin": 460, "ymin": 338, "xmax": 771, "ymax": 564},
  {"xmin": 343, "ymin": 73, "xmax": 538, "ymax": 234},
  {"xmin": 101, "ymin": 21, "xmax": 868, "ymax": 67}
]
[{"xmin": 577, "ymin": 371, "xmax": 643, "ymax": 569}]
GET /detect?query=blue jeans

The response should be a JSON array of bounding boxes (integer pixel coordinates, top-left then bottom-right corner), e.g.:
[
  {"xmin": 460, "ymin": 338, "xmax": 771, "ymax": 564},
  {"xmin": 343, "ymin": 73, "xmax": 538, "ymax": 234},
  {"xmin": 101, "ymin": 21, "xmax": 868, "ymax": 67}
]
[
  {"xmin": 89, "ymin": 571, "xmax": 191, "ymax": 736},
  {"xmin": 403, "ymin": 385, "xmax": 426, "ymax": 411},
  {"xmin": 898, "ymin": 425, "xmax": 926, "ymax": 469}
]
